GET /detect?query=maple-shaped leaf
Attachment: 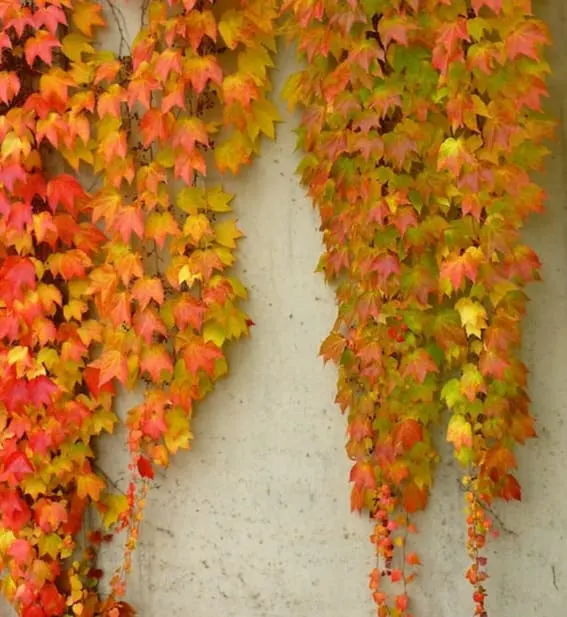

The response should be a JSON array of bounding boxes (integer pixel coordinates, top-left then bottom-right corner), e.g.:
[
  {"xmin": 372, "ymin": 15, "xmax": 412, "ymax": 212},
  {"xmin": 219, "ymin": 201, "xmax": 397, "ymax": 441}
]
[
  {"xmin": 140, "ymin": 109, "xmax": 172, "ymax": 147},
  {"xmin": 455, "ymin": 297, "xmax": 488, "ymax": 338},
  {"xmin": 77, "ymin": 473, "xmax": 106, "ymax": 501},
  {"xmin": 39, "ymin": 583, "xmax": 66, "ymax": 617},
  {"xmin": 500, "ymin": 474, "xmax": 522, "ymax": 501},
  {"xmin": 140, "ymin": 345, "xmax": 173, "ymax": 382},
  {"xmin": 0, "ymin": 256, "xmax": 36, "ymax": 303},
  {"xmin": 1, "ymin": 451, "xmax": 34, "ymax": 484},
  {"xmin": 214, "ymin": 219, "xmax": 243, "ymax": 248},
  {"xmin": 223, "ymin": 74, "xmax": 259, "ymax": 109},
  {"xmin": 137, "ymin": 456, "xmax": 154, "ymax": 479},
  {"xmin": 320, "ymin": 332, "xmax": 346, "ymax": 364},
  {"xmin": 182, "ymin": 336, "xmax": 224, "ymax": 377},
  {"xmin": 218, "ymin": 9, "xmax": 245, "ymax": 49},
  {"xmin": 447, "ymin": 415, "xmax": 473, "ymax": 452},
  {"xmin": 173, "ymin": 295, "xmax": 206, "ymax": 331},
  {"xmin": 164, "ymin": 407, "xmax": 192, "ymax": 454},
  {"xmin": 7, "ymin": 538, "xmax": 34, "ymax": 565},
  {"xmin": 24, "ymin": 30, "xmax": 61, "ymax": 67},
  {"xmin": 402, "ymin": 349, "xmax": 439, "ymax": 384},
  {"xmin": 112, "ymin": 206, "xmax": 144, "ymax": 242},
  {"xmin": 504, "ymin": 21, "xmax": 549, "ymax": 62},
  {"xmin": 98, "ymin": 493, "xmax": 128, "ymax": 529},
  {"xmin": 349, "ymin": 460, "xmax": 376, "ymax": 490},
  {"xmin": 0, "ymin": 71, "xmax": 20, "ymax": 105},
  {"xmin": 132, "ymin": 278, "xmax": 164, "ymax": 311},
  {"xmin": 402, "ymin": 482, "xmax": 428, "ymax": 514},
  {"xmin": 393, "ymin": 419, "xmax": 423, "ymax": 451},
  {"xmin": 46, "ymin": 175, "xmax": 86, "ymax": 215},
  {"xmin": 133, "ymin": 309, "xmax": 168, "ymax": 344},
  {"xmin": 72, "ymin": 0, "xmax": 106, "ymax": 36},
  {"xmin": 34, "ymin": 499, "xmax": 68, "ymax": 533},
  {"xmin": 437, "ymin": 137, "xmax": 475, "ymax": 176},
  {"xmin": 185, "ymin": 55, "xmax": 223, "ymax": 94},
  {"xmin": 89, "ymin": 349, "xmax": 128, "ymax": 386},
  {"xmin": 145, "ymin": 212, "xmax": 181, "ymax": 247},
  {"xmin": 185, "ymin": 9, "xmax": 218, "ymax": 51}
]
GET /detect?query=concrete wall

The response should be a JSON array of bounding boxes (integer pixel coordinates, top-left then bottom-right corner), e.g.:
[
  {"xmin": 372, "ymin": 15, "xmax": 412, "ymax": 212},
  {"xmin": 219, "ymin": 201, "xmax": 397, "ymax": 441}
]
[{"xmin": 2, "ymin": 2, "xmax": 567, "ymax": 617}]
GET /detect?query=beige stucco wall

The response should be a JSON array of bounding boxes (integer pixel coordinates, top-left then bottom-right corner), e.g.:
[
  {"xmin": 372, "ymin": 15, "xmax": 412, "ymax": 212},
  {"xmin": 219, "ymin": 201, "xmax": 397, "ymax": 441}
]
[{"xmin": 2, "ymin": 2, "xmax": 567, "ymax": 617}]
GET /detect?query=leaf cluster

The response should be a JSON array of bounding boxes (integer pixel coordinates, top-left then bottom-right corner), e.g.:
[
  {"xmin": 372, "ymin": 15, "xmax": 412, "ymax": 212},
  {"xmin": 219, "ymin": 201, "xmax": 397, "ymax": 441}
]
[
  {"xmin": 0, "ymin": 1, "xmax": 277, "ymax": 616},
  {"xmin": 282, "ymin": 0, "xmax": 553, "ymax": 615}
]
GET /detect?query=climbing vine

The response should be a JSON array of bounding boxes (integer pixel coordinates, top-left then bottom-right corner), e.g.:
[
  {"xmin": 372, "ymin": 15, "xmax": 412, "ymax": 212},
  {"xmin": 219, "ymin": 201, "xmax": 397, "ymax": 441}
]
[
  {"xmin": 282, "ymin": 0, "xmax": 553, "ymax": 616},
  {"xmin": 0, "ymin": 1, "xmax": 277, "ymax": 616},
  {"xmin": 0, "ymin": 0, "xmax": 557, "ymax": 616}
]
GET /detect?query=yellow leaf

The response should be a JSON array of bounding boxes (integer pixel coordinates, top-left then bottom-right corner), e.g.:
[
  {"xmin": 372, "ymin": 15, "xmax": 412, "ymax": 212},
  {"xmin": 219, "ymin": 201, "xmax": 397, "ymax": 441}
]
[
  {"xmin": 214, "ymin": 131, "xmax": 252, "ymax": 174},
  {"xmin": 8, "ymin": 346, "xmax": 29, "ymax": 366},
  {"xmin": 76, "ymin": 473, "xmax": 105, "ymax": 501},
  {"xmin": 214, "ymin": 219, "xmax": 243, "ymax": 248},
  {"xmin": 207, "ymin": 187, "xmax": 233, "ymax": 213},
  {"xmin": 37, "ymin": 348, "xmax": 59, "ymax": 371},
  {"xmin": 72, "ymin": 1, "xmax": 106, "ymax": 37},
  {"xmin": 98, "ymin": 493, "xmax": 128, "ymax": 529},
  {"xmin": 21, "ymin": 476, "xmax": 47, "ymax": 500},
  {"xmin": 248, "ymin": 99, "xmax": 281, "ymax": 140},
  {"xmin": 62, "ymin": 33, "xmax": 95, "ymax": 63},
  {"xmin": 455, "ymin": 297, "xmax": 487, "ymax": 338},
  {"xmin": 90, "ymin": 408, "xmax": 118, "ymax": 435},
  {"xmin": 164, "ymin": 407, "xmax": 192, "ymax": 454},
  {"xmin": 177, "ymin": 187, "xmax": 207, "ymax": 214},
  {"xmin": 38, "ymin": 534, "xmax": 62, "ymax": 559},
  {"xmin": 218, "ymin": 10, "xmax": 245, "ymax": 49},
  {"xmin": 447, "ymin": 414, "xmax": 473, "ymax": 451},
  {"xmin": 237, "ymin": 45, "xmax": 274, "ymax": 80},
  {"xmin": 281, "ymin": 72, "xmax": 303, "ymax": 111},
  {"xmin": 203, "ymin": 321, "xmax": 226, "ymax": 347}
]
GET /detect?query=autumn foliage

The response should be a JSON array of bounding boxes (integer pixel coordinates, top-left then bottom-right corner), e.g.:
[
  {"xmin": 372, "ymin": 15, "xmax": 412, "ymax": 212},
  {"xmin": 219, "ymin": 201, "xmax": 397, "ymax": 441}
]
[
  {"xmin": 0, "ymin": 1, "xmax": 277, "ymax": 616},
  {"xmin": 0, "ymin": 0, "xmax": 555, "ymax": 616},
  {"xmin": 282, "ymin": 0, "xmax": 553, "ymax": 616}
]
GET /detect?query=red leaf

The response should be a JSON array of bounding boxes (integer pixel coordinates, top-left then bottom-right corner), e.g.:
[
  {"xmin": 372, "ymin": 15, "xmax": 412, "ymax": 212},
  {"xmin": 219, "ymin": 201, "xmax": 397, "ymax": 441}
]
[
  {"xmin": 395, "ymin": 594, "xmax": 409, "ymax": 611},
  {"xmin": 393, "ymin": 419, "xmax": 423, "ymax": 451},
  {"xmin": 349, "ymin": 460, "xmax": 376, "ymax": 490},
  {"xmin": 402, "ymin": 482, "xmax": 428, "ymax": 514},
  {"xmin": 501, "ymin": 474, "xmax": 522, "ymax": 501},
  {"xmin": 2, "ymin": 451, "xmax": 34, "ymax": 481},
  {"xmin": 46, "ymin": 175, "xmax": 86, "ymax": 214},
  {"xmin": 137, "ymin": 456, "xmax": 154, "ymax": 479},
  {"xmin": 182, "ymin": 339, "xmax": 223, "ymax": 377},
  {"xmin": 40, "ymin": 583, "xmax": 66, "ymax": 617},
  {"xmin": 504, "ymin": 21, "xmax": 549, "ymax": 62},
  {"xmin": 24, "ymin": 31, "xmax": 61, "ymax": 67}
]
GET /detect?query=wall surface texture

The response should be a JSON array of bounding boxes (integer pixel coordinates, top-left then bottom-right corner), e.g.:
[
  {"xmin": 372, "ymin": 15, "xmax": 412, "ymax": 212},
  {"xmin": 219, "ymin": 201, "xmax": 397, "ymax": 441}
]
[{"xmin": 2, "ymin": 2, "xmax": 567, "ymax": 617}]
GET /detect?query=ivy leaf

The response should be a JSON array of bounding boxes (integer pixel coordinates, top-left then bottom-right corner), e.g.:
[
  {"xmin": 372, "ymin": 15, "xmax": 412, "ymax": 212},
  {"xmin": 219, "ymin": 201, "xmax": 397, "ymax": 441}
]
[
  {"xmin": 71, "ymin": 1, "xmax": 106, "ymax": 37},
  {"xmin": 98, "ymin": 493, "xmax": 128, "ymax": 529},
  {"xmin": 24, "ymin": 31, "xmax": 61, "ymax": 67},
  {"xmin": 349, "ymin": 461, "xmax": 376, "ymax": 490},
  {"xmin": 447, "ymin": 415, "xmax": 473, "ymax": 452},
  {"xmin": 455, "ymin": 297, "xmax": 488, "ymax": 338},
  {"xmin": 137, "ymin": 456, "xmax": 154, "ymax": 479},
  {"xmin": 89, "ymin": 349, "xmax": 128, "ymax": 386}
]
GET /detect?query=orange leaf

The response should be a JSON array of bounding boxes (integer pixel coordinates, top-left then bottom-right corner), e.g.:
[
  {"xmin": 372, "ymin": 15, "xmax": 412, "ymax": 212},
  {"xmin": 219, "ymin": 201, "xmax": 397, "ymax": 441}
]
[{"xmin": 89, "ymin": 350, "xmax": 128, "ymax": 387}]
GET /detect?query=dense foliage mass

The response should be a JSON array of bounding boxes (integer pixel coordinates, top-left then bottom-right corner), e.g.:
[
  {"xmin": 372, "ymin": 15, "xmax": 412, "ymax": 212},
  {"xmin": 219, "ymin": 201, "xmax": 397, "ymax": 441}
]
[
  {"xmin": 282, "ymin": 0, "xmax": 553, "ymax": 615},
  {"xmin": 0, "ymin": 1, "xmax": 277, "ymax": 616},
  {"xmin": 0, "ymin": 0, "xmax": 555, "ymax": 616}
]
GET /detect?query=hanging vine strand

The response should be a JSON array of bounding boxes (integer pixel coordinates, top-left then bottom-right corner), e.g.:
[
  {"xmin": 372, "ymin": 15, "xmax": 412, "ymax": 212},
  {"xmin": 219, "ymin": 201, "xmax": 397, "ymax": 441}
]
[
  {"xmin": 0, "ymin": 1, "xmax": 278, "ymax": 616},
  {"xmin": 281, "ymin": 0, "xmax": 553, "ymax": 615}
]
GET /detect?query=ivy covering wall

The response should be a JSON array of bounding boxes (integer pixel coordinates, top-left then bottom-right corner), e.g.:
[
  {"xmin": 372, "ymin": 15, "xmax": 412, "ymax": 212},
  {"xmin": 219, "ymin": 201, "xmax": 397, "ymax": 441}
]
[{"xmin": 0, "ymin": 1, "xmax": 554, "ymax": 617}]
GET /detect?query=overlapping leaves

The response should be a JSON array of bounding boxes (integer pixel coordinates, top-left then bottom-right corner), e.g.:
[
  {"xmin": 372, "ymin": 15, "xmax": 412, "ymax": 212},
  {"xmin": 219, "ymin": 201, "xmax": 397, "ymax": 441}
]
[
  {"xmin": 282, "ymin": 0, "xmax": 552, "ymax": 615},
  {"xmin": 0, "ymin": 1, "xmax": 277, "ymax": 616}
]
